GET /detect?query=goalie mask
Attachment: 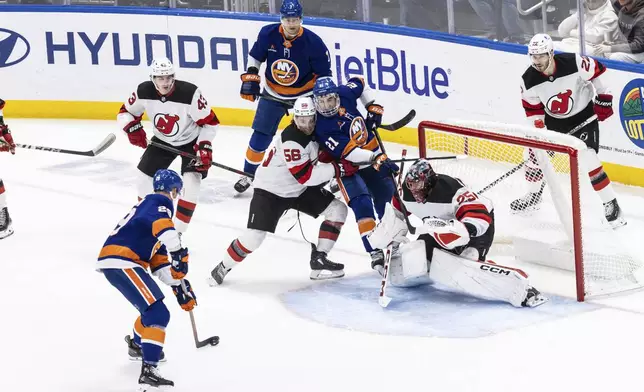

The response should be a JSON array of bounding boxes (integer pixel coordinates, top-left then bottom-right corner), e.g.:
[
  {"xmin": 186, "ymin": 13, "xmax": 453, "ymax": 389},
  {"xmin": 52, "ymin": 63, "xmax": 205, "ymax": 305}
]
[{"xmin": 405, "ymin": 159, "xmax": 438, "ymax": 203}]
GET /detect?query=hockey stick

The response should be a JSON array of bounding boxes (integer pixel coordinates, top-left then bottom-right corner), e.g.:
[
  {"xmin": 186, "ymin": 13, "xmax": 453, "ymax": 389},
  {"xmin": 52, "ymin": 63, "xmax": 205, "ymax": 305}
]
[
  {"xmin": 372, "ymin": 127, "xmax": 416, "ymax": 235},
  {"xmin": 354, "ymin": 154, "xmax": 466, "ymax": 166},
  {"xmin": 147, "ymin": 139, "xmax": 255, "ymax": 179},
  {"xmin": 379, "ymin": 109, "xmax": 416, "ymax": 131},
  {"xmin": 396, "ymin": 149, "xmax": 408, "ymax": 195},
  {"xmin": 477, "ymin": 115, "xmax": 598, "ymax": 195},
  {"xmin": 12, "ymin": 133, "xmax": 116, "ymax": 157},
  {"xmin": 180, "ymin": 280, "xmax": 220, "ymax": 349},
  {"xmin": 378, "ymin": 243, "xmax": 394, "ymax": 308}
]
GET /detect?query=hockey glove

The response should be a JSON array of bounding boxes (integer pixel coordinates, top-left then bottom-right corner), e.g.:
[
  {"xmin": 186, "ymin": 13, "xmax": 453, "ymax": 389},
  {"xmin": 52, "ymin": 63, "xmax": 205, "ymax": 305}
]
[
  {"xmin": 240, "ymin": 67, "xmax": 261, "ymax": 102},
  {"xmin": 170, "ymin": 247, "xmax": 190, "ymax": 280},
  {"xmin": 593, "ymin": 94, "xmax": 613, "ymax": 121},
  {"xmin": 172, "ymin": 279, "xmax": 196, "ymax": 311},
  {"xmin": 0, "ymin": 124, "xmax": 16, "ymax": 154},
  {"xmin": 193, "ymin": 141, "xmax": 213, "ymax": 172},
  {"xmin": 332, "ymin": 159, "xmax": 359, "ymax": 178},
  {"xmin": 318, "ymin": 150, "xmax": 334, "ymax": 164},
  {"xmin": 533, "ymin": 119, "xmax": 545, "ymax": 129},
  {"xmin": 365, "ymin": 104, "xmax": 384, "ymax": 131},
  {"xmin": 124, "ymin": 120, "xmax": 148, "ymax": 149},
  {"xmin": 372, "ymin": 153, "xmax": 399, "ymax": 175}
]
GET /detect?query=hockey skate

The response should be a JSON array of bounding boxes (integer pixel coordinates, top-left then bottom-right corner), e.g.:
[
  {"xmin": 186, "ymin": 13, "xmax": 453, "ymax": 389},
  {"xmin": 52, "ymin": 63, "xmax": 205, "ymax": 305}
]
[
  {"xmin": 521, "ymin": 287, "xmax": 548, "ymax": 308},
  {"xmin": 208, "ymin": 261, "xmax": 232, "ymax": 286},
  {"xmin": 310, "ymin": 244, "xmax": 345, "ymax": 280},
  {"xmin": 604, "ymin": 198, "xmax": 627, "ymax": 229},
  {"xmin": 327, "ymin": 178, "xmax": 340, "ymax": 194},
  {"xmin": 138, "ymin": 362, "xmax": 174, "ymax": 391},
  {"xmin": 0, "ymin": 207, "xmax": 13, "ymax": 239},
  {"xmin": 510, "ymin": 186, "xmax": 544, "ymax": 214},
  {"xmin": 125, "ymin": 335, "xmax": 166, "ymax": 362},
  {"xmin": 370, "ymin": 249, "xmax": 385, "ymax": 277},
  {"xmin": 234, "ymin": 175, "xmax": 253, "ymax": 194}
]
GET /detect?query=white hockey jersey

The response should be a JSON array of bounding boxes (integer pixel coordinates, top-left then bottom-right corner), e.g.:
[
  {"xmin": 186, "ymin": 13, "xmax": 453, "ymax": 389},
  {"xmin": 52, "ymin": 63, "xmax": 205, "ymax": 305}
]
[
  {"xmin": 520, "ymin": 53, "xmax": 608, "ymax": 127},
  {"xmin": 253, "ymin": 123, "xmax": 336, "ymax": 198},
  {"xmin": 117, "ymin": 80, "xmax": 219, "ymax": 147},
  {"xmin": 394, "ymin": 174, "xmax": 494, "ymax": 238}
]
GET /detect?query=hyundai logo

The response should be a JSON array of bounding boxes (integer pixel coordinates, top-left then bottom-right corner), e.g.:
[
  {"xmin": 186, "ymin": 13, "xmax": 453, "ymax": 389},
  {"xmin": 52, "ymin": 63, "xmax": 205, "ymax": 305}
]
[{"xmin": 0, "ymin": 28, "xmax": 30, "ymax": 68}]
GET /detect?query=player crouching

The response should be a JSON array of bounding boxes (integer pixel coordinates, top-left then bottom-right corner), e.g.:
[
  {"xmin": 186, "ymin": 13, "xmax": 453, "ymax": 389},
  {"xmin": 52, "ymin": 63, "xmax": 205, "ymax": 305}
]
[
  {"xmin": 0, "ymin": 98, "xmax": 16, "ymax": 239},
  {"xmin": 97, "ymin": 169, "xmax": 197, "ymax": 390},
  {"xmin": 209, "ymin": 97, "xmax": 355, "ymax": 285},
  {"xmin": 368, "ymin": 159, "xmax": 548, "ymax": 308}
]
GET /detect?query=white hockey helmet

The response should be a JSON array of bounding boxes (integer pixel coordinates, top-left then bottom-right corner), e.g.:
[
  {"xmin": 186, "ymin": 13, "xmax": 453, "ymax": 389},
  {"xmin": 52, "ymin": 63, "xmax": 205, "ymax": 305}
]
[
  {"xmin": 293, "ymin": 96, "xmax": 316, "ymax": 134},
  {"xmin": 528, "ymin": 34, "xmax": 554, "ymax": 56},
  {"xmin": 150, "ymin": 57, "xmax": 175, "ymax": 77}
]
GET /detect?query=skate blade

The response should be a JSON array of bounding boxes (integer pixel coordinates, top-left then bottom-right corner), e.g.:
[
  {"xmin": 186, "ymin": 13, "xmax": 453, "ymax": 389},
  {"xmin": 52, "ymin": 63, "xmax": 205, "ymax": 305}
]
[
  {"xmin": 137, "ymin": 384, "xmax": 173, "ymax": 392},
  {"xmin": 129, "ymin": 356, "xmax": 167, "ymax": 363},
  {"xmin": 207, "ymin": 276, "xmax": 221, "ymax": 287},
  {"xmin": 526, "ymin": 294, "xmax": 549, "ymax": 308},
  {"xmin": 0, "ymin": 228, "xmax": 14, "ymax": 239},
  {"xmin": 608, "ymin": 217, "xmax": 627, "ymax": 229},
  {"xmin": 310, "ymin": 269, "xmax": 345, "ymax": 280},
  {"xmin": 379, "ymin": 296, "xmax": 392, "ymax": 308}
]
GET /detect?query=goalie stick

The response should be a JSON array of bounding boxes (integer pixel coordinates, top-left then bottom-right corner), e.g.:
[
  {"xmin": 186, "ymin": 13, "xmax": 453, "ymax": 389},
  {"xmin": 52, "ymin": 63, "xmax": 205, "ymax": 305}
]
[
  {"xmin": 378, "ymin": 243, "xmax": 394, "ymax": 308},
  {"xmin": 477, "ymin": 114, "xmax": 598, "ymax": 195},
  {"xmin": 354, "ymin": 154, "xmax": 466, "ymax": 166},
  {"xmin": 147, "ymin": 139, "xmax": 255, "ymax": 179},
  {"xmin": 180, "ymin": 280, "xmax": 220, "ymax": 349},
  {"xmin": 10, "ymin": 133, "xmax": 116, "ymax": 157}
]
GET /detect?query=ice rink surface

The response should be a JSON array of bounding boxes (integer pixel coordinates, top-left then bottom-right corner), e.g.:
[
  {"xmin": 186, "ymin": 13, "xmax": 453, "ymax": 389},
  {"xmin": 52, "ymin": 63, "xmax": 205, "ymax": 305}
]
[{"xmin": 3, "ymin": 119, "xmax": 644, "ymax": 392}]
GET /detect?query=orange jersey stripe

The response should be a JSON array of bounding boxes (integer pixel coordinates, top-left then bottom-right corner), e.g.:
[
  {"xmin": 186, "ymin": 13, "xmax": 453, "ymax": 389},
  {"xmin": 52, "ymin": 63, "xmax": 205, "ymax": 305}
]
[
  {"xmin": 152, "ymin": 218, "xmax": 174, "ymax": 237},
  {"xmin": 358, "ymin": 218, "xmax": 376, "ymax": 236},
  {"xmin": 124, "ymin": 269, "xmax": 156, "ymax": 305},
  {"xmin": 266, "ymin": 77, "xmax": 317, "ymax": 97},
  {"xmin": 134, "ymin": 316, "xmax": 145, "ymax": 337},
  {"xmin": 99, "ymin": 245, "xmax": 141, "ymax": 262},
  {"xmin": 142, "ymin": 326, "xmax": 166, "ymax": 345},
  {"xmin": 149, "ymin": 253, "xmax": 169, "ymax": 271},
  {"xmin": 245, "ymin": 147, "xmax": 266, "ymax": 165}
]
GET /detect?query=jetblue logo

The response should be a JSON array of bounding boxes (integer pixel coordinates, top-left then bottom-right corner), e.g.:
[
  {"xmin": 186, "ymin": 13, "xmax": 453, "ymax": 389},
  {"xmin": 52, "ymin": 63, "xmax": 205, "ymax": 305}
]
[{"xmin": 0, "ymin": 28, "xmax": 30, "ymax": 68}]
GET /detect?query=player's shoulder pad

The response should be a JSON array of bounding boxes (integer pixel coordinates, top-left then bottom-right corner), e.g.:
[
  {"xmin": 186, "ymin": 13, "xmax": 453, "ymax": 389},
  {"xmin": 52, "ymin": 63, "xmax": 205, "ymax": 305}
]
[
  {"xmin": 166, "ymin": 80, "xmax": 198, "ymax": 105},
  {"xmin": 259, "ymin": 23, "xmax": 281, "ymax": 37},
  {"xmin": 145, "ymin": 193, "xmax": 175, "ymax": 216},
  {"xmin": 281, "ymin": 122, "xmax": 312, "ymax": 148},
  {"xmin": 427, "ymin": 174, "xmax": 464, "ymax": 203},
  {"xmin": 302, "ymin": 27, "xmax": 325, "ymax": 44},
  {"xmin": 521, "ymin": 66, "xmax": 547, "ymax": 91},
  {"xmin": 553, "ymin": 52, "xmax": 578, "ymax": 78},
  {"xmin": 137, "ymin": 81, "xmax": 158, "ymax": 100}
]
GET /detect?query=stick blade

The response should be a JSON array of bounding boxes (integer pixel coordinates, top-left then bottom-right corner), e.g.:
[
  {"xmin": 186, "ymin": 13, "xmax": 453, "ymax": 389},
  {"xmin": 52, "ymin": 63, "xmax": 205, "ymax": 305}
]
[
  {"xmin": 91, "ymin": 133, "xmax": 116, "ymax": 156},
  {"xmin": 378, "ymin": 296, "xmax": 392, "ymax": 308},
  {"xmin": 196, "ymin": 336, "xmax": 220, "ymax": 348},
  {"xmin": 380, "ymin": 109, "xmax": 416, "ymax": 131}
]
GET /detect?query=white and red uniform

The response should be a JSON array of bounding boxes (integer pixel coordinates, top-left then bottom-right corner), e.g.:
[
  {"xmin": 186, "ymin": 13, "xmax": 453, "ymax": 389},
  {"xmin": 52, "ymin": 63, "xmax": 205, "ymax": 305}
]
[
  {"xmin": 393, "ymin": 174, "xmax": 495, "ymax": 261},
  {"xmin": 117, "ymin": 80, "xmax": 219, "ymax": 146},
  {"xmin": 253, "ymin": 122, "xmax": 335, "ymax": 198},
  {"xmin": 520, "ymin": 52, "xmax": 607, "ymax": 132}
]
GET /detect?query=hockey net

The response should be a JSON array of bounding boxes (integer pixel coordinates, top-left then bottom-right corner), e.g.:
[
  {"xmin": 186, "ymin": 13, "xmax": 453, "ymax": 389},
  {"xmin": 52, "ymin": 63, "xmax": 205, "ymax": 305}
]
[{"xmin": 418, "ymin": 120, "xmax": 644, "ymax": 301}]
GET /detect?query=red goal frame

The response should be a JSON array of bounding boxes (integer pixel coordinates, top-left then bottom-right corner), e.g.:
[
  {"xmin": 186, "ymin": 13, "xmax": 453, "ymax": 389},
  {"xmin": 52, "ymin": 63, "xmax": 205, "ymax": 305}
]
[{"xmin": 418, "ymin": 121, "xmax": 586, "ymax": 301}]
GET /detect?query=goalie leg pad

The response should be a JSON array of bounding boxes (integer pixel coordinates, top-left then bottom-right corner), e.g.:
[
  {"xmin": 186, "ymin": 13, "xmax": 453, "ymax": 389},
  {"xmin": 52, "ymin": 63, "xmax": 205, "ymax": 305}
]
[
  {"xmin": 367, "ymin": 203, "xmax": 409, "ymax": 250},
  {"xmin": 388, "ymin": 240, "xmax": 431, "ymax": 287},
  {"xmin": 428, "ymin": 249, "xmax": 531, "ymax": 307}
]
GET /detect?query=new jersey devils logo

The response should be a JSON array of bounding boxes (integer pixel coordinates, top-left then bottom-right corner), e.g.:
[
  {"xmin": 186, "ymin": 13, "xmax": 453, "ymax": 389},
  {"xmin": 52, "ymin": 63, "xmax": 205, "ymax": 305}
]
[
  {"xmin": 154, "ymin": 114, "xmax": 180, "ymax": 136},
  {"xmin": 547, "ymin": 89, "xmax": 574, "ymax": 115}
]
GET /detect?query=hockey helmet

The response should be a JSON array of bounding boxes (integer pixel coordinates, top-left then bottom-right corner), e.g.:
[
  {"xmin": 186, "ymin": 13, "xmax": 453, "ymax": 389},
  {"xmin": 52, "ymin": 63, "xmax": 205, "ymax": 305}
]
[
  {"xmin": 153, "ymin": 169, "xmax": 183, "ymax": 195},
  {"xmin": 528, "ymin": 34, "xmax": 554, "ymax": 72},
  {"xmin": 293, "ymin": 96, "xmax": 316, "ymax": 134},
  {"xmin": 313, "ymin": 76, "xmax": 340, "ymax": 117},
  {"xmin": 405, "ymin": 159, "xmax": 438, "ymax": 203},
  {"xmin": 280, "ymin": 0, "xmax": 303, "ymax": 18},
  {"xmin": 150, "ymin": 57, "xmax": 175, "ymax": 94}
]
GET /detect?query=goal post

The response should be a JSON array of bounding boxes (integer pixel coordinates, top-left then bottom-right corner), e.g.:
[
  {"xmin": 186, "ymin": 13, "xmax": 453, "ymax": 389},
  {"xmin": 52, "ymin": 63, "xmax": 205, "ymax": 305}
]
[{"xmin": 417, "ymin": 120, "xmax": 643, "ymax": 301}]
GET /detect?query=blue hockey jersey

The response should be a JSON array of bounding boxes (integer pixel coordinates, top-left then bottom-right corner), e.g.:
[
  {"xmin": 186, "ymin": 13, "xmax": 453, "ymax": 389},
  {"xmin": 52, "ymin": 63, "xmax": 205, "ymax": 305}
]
[
  {"xmin": 97, "ymin": 194, "xmax": 175, "ymax": 272},
  {"xmin": 314, "ymin": 78, "xmax": 380, "ymax": 160},
  {"xmin": 249, "ymin": 23, "xmax": 331, "ymax": 98}
]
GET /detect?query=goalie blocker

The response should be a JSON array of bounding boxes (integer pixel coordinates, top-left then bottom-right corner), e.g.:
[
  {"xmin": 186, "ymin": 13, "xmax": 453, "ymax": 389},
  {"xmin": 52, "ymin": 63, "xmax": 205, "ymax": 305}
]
[{"xmin": 368, "ymin": 159, "xmax": 547, "ymax": 308}]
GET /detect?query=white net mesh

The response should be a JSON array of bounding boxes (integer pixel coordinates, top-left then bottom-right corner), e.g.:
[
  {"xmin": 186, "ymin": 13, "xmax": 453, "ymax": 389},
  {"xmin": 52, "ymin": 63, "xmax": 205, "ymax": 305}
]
[{"xmin": 419, "ymin": 121, "xmax": 644, "ymax": 299}]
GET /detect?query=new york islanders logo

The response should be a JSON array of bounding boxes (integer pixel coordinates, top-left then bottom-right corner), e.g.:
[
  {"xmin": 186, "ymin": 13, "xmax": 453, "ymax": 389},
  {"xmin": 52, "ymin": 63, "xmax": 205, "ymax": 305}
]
[
  {"xmin": 154, "ymin": 114, "xmax": 180, "ymax": 136},
  {"xmin": 350, "ymin": 117, "xmax": 368, "ymax": 147},
  {"xmin": 619, "ymin": 78, "xmax": 644, "ymax": 148},
  {"xmin": 271, "ymin": 59, "xmax": 299, "ymax": 86},
  {"xmin": 546, "ymin": 89, "xmax": 574, "ymax": 116}
]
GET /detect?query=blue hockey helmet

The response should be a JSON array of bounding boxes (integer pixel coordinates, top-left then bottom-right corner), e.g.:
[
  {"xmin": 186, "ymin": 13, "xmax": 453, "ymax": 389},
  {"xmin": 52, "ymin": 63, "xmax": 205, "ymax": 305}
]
[
  {"xmin": 280, "ymin": 0, "xmax": 303, "ymax": 18},
  {"xmin": 313, "ymin": 76, "xmax": 340, "ymax": 117},
  {"xmin": 153, "ymin": 169, "xmax": 183, "ymax": 194}
]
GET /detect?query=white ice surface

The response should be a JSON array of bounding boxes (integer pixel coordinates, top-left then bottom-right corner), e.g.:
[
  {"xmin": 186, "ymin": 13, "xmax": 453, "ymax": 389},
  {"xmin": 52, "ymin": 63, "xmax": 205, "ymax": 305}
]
[{"xmin": 2, "ymin": 120, "xmax": 644, "ymax": 392}]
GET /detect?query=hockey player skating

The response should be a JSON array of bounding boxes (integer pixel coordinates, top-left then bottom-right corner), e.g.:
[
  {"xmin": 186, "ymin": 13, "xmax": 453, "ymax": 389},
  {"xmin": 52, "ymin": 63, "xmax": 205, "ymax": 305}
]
[
  {"xmin": 209, "ymin": 97, "xmax": 354, "ymax": 285},
  {"xmin": 0, "ymin": 98, "xmax": 15, "ymax": 239},
  {"xmin": 312, "ymin": 76, "xmax": 399, "ymax": 272},
  {"xmin": 117, "ymin": 57, "xmax": 220, "ymax": 233},
  {"xmin": 368, "ymin": 159, "xmax": 548, "ymax": 308},
  {"xmin": 517, "ymin": 33, "xmax": 625, "ymax": 228},
  {"xmin": 97, "ymin": 169, "xmax": 196, "ymax": 390},
  {"xmin": 235, "ymin": 0, "xmax": 332, "ymax": 194}
]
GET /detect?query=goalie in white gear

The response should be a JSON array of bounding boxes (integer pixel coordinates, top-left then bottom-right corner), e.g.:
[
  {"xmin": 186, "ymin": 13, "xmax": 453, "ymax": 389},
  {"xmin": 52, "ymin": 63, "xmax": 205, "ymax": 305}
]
[
  {"xmin": 209, "ymin": 97, "xmax": 355, "ymax": 285},
  {"xmin": 368, "ymin": 159, "xmax": 548, "ymax": 308}
]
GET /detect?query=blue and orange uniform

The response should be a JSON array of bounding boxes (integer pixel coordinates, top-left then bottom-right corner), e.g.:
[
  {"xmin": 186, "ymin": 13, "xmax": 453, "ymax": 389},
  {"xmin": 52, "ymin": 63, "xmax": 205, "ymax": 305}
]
[{"xmin": 314, "ymin": 77, "xmax": 396, "ymax": 254}]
